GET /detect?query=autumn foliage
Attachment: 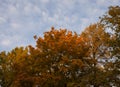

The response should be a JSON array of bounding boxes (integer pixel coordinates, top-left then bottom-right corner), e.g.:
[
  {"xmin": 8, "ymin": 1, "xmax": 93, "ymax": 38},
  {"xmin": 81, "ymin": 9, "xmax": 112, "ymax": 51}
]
[{"xmin": 0, "ymin": 6, "xmax": 120, "ymax": 87}]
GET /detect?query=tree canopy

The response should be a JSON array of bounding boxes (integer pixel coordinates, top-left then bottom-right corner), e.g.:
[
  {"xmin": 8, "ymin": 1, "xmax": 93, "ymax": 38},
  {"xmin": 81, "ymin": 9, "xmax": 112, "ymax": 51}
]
[{"xmin": 0, "ymin": 6, "xmax": 120, "ymax": 87}]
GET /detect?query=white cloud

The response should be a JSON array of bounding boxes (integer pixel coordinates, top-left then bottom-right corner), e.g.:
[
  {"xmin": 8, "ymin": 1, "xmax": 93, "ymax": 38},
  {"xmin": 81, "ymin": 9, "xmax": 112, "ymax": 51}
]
[
  {"xmin": 33, "ymin": 6, "xmax": 41, "ymax": 14},
  {"xmin": 80, "ymin": 18, "xmax": 90, "ymax": 30},
  {"xmin": 77, "ymin": 0, "xmax": 90, "ymax": 4},
  {"xmin": 41, "ymin": 11, "xmax": 49, "ymax": 22},
  {"xmin": 96, "ymin": 0, "xmax": 120, "ymax": 7},
  {"xmin": 8, "ymin": 5, "xmax": 18, "ymax": 15},
  {"xmin": 61, "ymin": 0, "xmax": 75, "ymax": 7},
  {"xmin": 0, "ymin": 17, "xmax": 6, "ymax": 24},
  {"xmin": 10, "ymin": 22, "xmax": 21, "ymax": 29},
  {"xmin": 40, "ymin": 0, "xmax": 49, "ymax": 4},
  {"xmin": 0, "ymin": 33, "xmax": 32, "ymax": 51},
  {"xmin": 23, "ymin": 2, "xmax": 42, "ymax": 15},
  {"xmin": 113, "ymin": 0, "xmax": 120, "ymax": 3},
  {"xmin": 70, "ymin": 15, "xmax": 78, "ymax": 24},
  {"xmin": 96, "ymin": 0, "xmax": 107, "ymax": 5},
  {"xmin": 1, "ymin": 39, "xmax": 11, "ymax": 46},
  {"xmin": 23, "ymin": 2, "xmax": 34, "ymax": 15}
]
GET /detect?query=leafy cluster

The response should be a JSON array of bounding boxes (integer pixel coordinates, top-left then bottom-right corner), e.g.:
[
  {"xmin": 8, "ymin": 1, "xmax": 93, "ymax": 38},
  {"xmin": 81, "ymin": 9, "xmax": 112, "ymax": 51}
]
[{"xmin": 0, "ymin": 6, "xmax": 120, "ymax": 87}]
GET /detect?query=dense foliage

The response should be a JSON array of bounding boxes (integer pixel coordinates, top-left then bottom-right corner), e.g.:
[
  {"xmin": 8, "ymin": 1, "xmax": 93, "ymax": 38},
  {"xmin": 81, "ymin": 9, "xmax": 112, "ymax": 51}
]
[{"xmin": 0, "ymin": 6, "xmax": 120, "ymax": 87}]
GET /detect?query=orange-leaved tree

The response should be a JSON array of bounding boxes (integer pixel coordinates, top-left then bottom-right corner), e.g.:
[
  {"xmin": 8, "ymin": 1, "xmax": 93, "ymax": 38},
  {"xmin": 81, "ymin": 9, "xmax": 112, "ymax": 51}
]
[{"xmin": 28, "ymin": 27, "xmax": 89, "ymax": 87}]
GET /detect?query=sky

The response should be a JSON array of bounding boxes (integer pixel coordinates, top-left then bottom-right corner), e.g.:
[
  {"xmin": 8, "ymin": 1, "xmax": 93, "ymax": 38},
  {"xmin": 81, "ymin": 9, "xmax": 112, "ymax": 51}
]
[{"xmin": 0, "ymin": 0, "xmax": 120, "ymax": 52}]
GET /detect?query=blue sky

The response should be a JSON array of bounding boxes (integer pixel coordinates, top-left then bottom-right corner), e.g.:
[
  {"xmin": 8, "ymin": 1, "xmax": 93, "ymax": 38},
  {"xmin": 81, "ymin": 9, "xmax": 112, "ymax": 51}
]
[{"xmin": 0, "ymin": 0, "xmax": 119, "ymax": 52}]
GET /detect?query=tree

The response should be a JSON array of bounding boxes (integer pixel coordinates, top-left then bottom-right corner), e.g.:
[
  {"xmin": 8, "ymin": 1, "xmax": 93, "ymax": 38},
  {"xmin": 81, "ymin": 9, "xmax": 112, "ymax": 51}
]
[
  {"xmin": 27, "ymin": 25, "xmax": 111, "ymax": 87},
  {"xmin": 0, "ymin": 28, "xmax": 89, "ymax": 87},
  {"xmin": 0, "ymin": 47, "xmax": 33, "ymax": 87},
  {"xmin": 100, "ymin": 6, "xmax": 120, "ymax": 51},
  {"xmin": 77, "ymin": 23, "xmax": 111, "ymax": 87},
  {"xmin": 28, "ymin": 27, "xmax": 89, "ymax": 87},
  {"xmin": 0, "ymin": 51, "xmax": 7, "ymax": 87},
  {"xmin": 0, "ymin": 6, "xmax": 120, "ymax": 87},
  {"xmin": 0, "ymin": 25, "xmax": 117, "ymax": 87},
  {"xmin": 100, "ymin": 6, "xmax": 120, "ymax": 87}
]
